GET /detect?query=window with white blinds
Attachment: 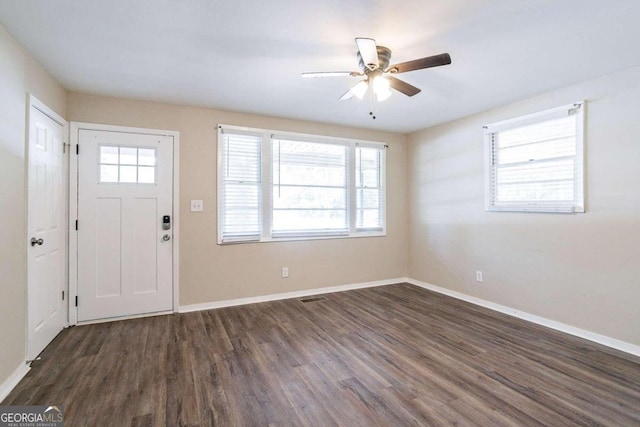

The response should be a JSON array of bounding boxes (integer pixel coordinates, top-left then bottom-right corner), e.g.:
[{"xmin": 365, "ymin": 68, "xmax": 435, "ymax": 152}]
[
  {"xmin": 356, "ymin": 145, "xmax": 384, "ymax": 230},
  {"xmin": 217, "ymin": 125, "xmax": 386, "ymax": 243},
  {"xmin": 484, "ymin": 102, "xmax": 585, "ymax": 213},
  {"xmin": 219, "ymin": 131, "xmax": 262, "ymax": 242}
]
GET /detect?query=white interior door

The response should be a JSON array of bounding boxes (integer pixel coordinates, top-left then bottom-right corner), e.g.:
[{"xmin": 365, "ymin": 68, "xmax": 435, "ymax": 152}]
[
  {"xmin": 77, "ymin": 129, "xmax": 174, "ymax": 322},
  {"xmin": 27, "ymin": 102, "xmax": 67, "ymax": 360}
]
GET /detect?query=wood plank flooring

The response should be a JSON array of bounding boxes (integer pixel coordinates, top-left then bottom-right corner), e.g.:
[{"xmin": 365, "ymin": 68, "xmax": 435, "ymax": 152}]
[{"xmin": 3, "ymin": 283, "xmax": 640, "ymax": 426}]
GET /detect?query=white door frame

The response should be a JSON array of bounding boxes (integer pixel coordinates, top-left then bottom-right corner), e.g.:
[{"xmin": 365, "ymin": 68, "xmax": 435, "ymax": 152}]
[
  {"xmin": 69, "ymin": 122, "xmax": 180, "ymax": 325},
  {"xmin": 26, "ymin": 94, "xmax": 69, "ymax": 358}
]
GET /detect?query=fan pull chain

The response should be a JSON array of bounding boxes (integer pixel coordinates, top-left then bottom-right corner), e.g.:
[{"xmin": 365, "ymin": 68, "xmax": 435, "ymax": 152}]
[{"xmin": 369, "ymin": 88, "xmax": 376, "ymax": 120}]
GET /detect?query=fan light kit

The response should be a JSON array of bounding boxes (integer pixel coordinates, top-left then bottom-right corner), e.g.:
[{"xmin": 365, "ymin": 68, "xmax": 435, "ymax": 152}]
[{"xmin": 302, "ymin": 37, "xmax": 452, "ymax": 119}]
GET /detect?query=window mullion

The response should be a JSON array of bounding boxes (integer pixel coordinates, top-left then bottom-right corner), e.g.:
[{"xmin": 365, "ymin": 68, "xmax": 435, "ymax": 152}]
[
  {"xmin": 216, "ymin": 127, "xmax": 224, "ymax": 243},
  {"xmin": 380, "ymin": 148, "xmax": 387, "ymax": 231},
  {"xmin": 262, "ymin": 132, "xmax": 271, "ymax": 240},
  {"xmin": 574, "ymin": 102, "xmax": 585, "ymax": 212},
  {"xmin": 348, "ymin": 143, "xmax": 357, "ymax": 235}
]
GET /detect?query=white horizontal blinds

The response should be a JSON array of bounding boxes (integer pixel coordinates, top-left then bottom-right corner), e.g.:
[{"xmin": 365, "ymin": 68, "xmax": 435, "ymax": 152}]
[
  {"xmin": 272, "ymin": 138, "xmax": 348, "ymax": 236},
  {"xmin": 356, "ymin": 145, "xmax": 384, "ymax": 230},
  {"xmin": 487, "ymin": 103, "xmax": 583, "ymax": 212},
  {"xmin": 220, "ymin": 131, "xmax": 262, "ymax": 242}
]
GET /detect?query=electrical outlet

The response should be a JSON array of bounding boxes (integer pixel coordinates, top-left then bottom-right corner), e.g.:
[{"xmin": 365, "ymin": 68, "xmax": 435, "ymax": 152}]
[
  {"xmin": 190, "ymin": 200, "xmax": 203, "ymax": 212},
  {"xmin": 476, "ymin": 271, "xmax": 483, "ymax": 282},
  {"xmin": 282, "ymin": 267, "xmax": 289, "ymax": 278}
]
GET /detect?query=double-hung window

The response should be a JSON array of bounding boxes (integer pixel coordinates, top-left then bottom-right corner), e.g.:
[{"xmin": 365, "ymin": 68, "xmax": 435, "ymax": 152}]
[
  {"xmin": 218, "ymin": 125, "xmax": 386, "ymax": 243},
  {"xmin": 219, "ymin": 131, "xmax": 262, "ymax": 242},
  {"xmin": 356, "ymin": 146, "xmax": 385, "ymax": 229},
  {"xmin": 484, "ymin": 102, "xmax": 585, "ymax": 213}
]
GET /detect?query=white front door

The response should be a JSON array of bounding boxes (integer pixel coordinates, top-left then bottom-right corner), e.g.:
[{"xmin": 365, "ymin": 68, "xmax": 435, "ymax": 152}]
[
  {"xmin": 77, "ymin": 129, "xmax": 174, "ymax": 322},
  {"xmin": 27, "ymin": 101, "xmax": 67, "ymax": 360}
]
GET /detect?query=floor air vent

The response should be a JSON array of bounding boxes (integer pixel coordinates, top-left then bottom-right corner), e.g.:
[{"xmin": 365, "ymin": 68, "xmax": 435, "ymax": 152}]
[{"xmin": 299, "ymin": 296, "xmax": 328, "ymax": 304}]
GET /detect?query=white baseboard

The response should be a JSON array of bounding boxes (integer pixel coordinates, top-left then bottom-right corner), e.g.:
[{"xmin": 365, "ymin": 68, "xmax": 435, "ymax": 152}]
[
  {"xmin": 406, "ymin": 278, "xmax": 640, "ymax": 357},
  {"xmin": 179, "ymin": 277, "xmax": 404, "ymax": 313},
  {"xmin": 0, "ymin": 362, "xmax": 30, "ymax": 403}
]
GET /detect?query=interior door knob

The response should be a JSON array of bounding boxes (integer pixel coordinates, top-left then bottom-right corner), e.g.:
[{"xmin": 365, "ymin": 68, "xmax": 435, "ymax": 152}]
[{"xmin": 31, "ymin": 237, "xmax": 44, "ymax": 246}]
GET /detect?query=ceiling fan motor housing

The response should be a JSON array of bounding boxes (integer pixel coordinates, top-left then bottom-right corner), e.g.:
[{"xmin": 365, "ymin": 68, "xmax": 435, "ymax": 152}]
[{"xmin": 358, "ymin": 46, "xmax": 392, "ymax": 73}]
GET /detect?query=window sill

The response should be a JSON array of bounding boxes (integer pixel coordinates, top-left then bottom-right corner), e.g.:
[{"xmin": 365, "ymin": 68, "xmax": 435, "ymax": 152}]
[
  {"xmin": 487, "ymin": 205, "xmax": 584, "ymax": 214},
  {"xmin": 218, "ymin": 231, "xmax": 386, "ymax": 245}
]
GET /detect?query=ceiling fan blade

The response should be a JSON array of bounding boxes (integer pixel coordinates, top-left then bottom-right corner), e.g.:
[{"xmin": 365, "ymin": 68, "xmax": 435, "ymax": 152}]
[
  {"xmin": 388, "ymin": 76, "xmax": 421, "ymax": 97},
  {"xmin": 339, "ymin": 88, "xmax": 355, "ymax": 100},
  {"xmin": 388, "ymin": 53, "xmax": 451, "ymax": 74},
  {"xmin": 339, "ymin": 80, "xmax": 369, "ymax": 100},
  {"xmin": 355, "ymin": 37, "xmax": 379, "ymax": 69},
  {"xmin": 302, "ymin": 71, "xmax": 359, "ymax": 78}
]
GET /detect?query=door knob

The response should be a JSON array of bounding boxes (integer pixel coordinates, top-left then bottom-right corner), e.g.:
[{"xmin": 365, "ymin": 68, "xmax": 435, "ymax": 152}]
[
  {"xmin": 31, "ymin": 237, "xmax": 44, "ymax": 246},
  {"xmin": 162, "ymin": 234, "xmax": 171, "ymax": 241}
]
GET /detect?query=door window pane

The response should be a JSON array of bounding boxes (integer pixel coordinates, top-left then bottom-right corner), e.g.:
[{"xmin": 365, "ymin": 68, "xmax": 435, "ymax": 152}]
[
  {"xmin": 119, "ymin": 165, "xmax": 137, "ymax": 183},
  {"xmin": 119, "ymin": 147, "xmax": 138, "ymax": 165},
  {"xmin": 138, "ymin": 166, "xmax": 156, "ymax": 184},
  {"xmin": 100, "ymin": 165, "xmax": 118, "ymax": 183},
  {"xmin": 138, "ymin": 149, "xmax": 156, "ymax": 166},
  {"xmin": 100, "ymin": 146, "xmax": 118, "ymax": 163}
]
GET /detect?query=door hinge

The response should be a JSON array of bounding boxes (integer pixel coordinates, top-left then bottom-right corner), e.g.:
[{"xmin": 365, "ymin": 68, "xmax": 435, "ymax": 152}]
[
  {"xmin": 63, "ymin": 143, "xmax": 66, "ymax": 154},
  {"xmin": 75, "ymin": 296, "xmax": 78, "ymax": 307},
  {"xmin": 76, "ymin": 144, "xmax": 79, "ymax": 155},
  {"xmin": 62, "ymin": 290, "xmax": 65, "ymax": 300},
  {"xmin": 75, "ymin": 220, "xmax": 78, "ymax": 231}
]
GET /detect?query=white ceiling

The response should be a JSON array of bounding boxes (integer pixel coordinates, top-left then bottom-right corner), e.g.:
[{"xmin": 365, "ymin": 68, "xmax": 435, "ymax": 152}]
[{"xmin": 1, "ymin": 0, "xmax": 640, "ymax": 133}]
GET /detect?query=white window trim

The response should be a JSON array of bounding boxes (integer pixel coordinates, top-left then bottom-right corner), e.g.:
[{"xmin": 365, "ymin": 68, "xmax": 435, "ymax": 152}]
[
  {"xmin": 483, "ymin": 101, "xmax": 585, "ymax": 214},
  {"xmin": 217, "ymin": 124, "xmax": 387, "ymax": 244}
]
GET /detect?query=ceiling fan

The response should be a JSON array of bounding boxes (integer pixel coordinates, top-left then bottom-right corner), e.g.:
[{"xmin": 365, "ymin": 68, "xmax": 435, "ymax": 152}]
[{"xmin": 302, "ymin": 38, "xmax": 452, "ymax": 102}]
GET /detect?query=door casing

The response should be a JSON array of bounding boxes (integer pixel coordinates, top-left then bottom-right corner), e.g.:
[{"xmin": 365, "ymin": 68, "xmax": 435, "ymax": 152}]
[{"xmin": 69, "ymin": 122, "xmax": 180, "ymax": 325}]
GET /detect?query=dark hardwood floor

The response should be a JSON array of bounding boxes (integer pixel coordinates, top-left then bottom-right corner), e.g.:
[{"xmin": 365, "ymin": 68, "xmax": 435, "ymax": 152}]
[{"xmin": 4, "ymin": 283, "xmax": 640, "ymax": 426}]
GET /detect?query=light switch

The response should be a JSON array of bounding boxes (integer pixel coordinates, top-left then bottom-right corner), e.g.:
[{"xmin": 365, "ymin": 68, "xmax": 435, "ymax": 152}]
[{"xmin": 190, "ymin": 200, "xmax": 204, "ymax": 212}]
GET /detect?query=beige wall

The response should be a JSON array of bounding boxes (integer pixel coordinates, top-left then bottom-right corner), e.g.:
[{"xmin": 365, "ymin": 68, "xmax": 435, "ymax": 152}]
[
  {"xmin": 67, "ymin": 93, "xmax": 409, "ymax": 305},
  {"xmin": 408, "ymin": 66, "xmax": 640, "ymax": 346},
  {"xmin": 0, "ymin": 25, "xmax": 66, "ymax": 387}
]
